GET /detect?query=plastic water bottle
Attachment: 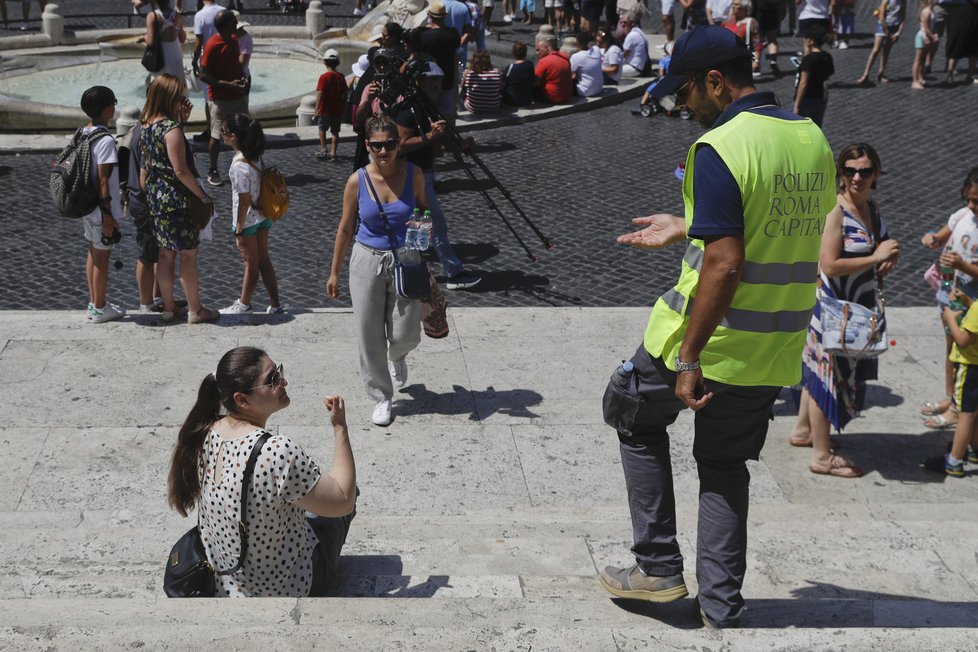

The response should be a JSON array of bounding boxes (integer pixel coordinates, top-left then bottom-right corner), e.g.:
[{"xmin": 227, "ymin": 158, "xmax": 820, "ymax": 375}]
[
  {"xmin": 415, "ymin": 210, "xmax": 432, "ymax": 251},
  {"xmin": 938, "ymin": 245, "xmax": 955, "ymax": 304},
  {"xmin": 404, "ymin": 208, "xmax": 422, "ymax": 249},
  {"xmin": 612, "ymin": 361, "xmax": 634, "ymax": 388}
]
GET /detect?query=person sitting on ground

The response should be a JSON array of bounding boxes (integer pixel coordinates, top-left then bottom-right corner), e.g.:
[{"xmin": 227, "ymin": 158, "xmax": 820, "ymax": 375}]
[
  {"xmin": 145, "ymin": 0, "xmax": 186, "ymax": 80},
  {"xmin": 326, "ymin": 116, "xmax": 428, "ymax": 427},
  {"xmin": 569, "ymin": 31, "xmax": 605, "ymax": 96},
  {"xmin": 502, "ymin": 42, "xmax": 536, "ymax": 106},
  {"xmin": 619, "ymin": 12, "xmax": 649, "ymax": 76},
  {"xmin": 219, "ymin": 114, "xmax": 284, "ymax": 316},
  {"xmin": 168, "ymin": 346, "xmax": 357, "ymax": 597},
  {"xmin": 534, "ymin": 36, "xmax": 573, "ymax": 103},
  {"xmin": 314, "ymin": 49, "xmax": 348, "ymax": 161},
  {"xmin": 920, "ymin": 167, "xmax": 978, "ymax": 429},
  {"xmin": 461, "ymin": 50, "xmax": 504, "ymax": 112},
  {"xmin": 721, "ymin": 0, "xmax": 761, "ymax": 76},
  {"xmin": 790, "ymin": 143, "xmax": 900, "ymax": 478},
  {"xmin": 924, "ymin": 289, "xmax": 978, "ymax": 477},
  {"xmin": 78, "ymin": 86, "xmax": 126, "ymax": 324},
  {"xmin": 596, "ymin": 28, "xmax": 623, "ymax": 84},
  {"xmin": 792, "ymin": 27, "xmax": 834, "ymax": 126}
]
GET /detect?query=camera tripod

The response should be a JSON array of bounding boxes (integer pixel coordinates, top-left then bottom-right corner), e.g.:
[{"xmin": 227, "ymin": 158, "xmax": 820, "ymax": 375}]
[{"xmin": 397, "ymin": 92, "xmax": 553, "ymax": 262}]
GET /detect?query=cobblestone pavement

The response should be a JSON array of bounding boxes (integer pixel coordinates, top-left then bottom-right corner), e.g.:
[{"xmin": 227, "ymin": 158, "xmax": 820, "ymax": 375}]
[{"xmin": 1, "ymin": 3, "xmax": 975, "ymax": 310}]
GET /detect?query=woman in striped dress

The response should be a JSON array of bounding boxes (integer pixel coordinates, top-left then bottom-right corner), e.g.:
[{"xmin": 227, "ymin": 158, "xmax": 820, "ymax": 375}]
[
  {"xmin": 789, "ymin": 143, "xmax": 901, "ymax": 477},
  {"xmin": 460, "ymin": 51, "xmax": 503, "ymax": 114}
]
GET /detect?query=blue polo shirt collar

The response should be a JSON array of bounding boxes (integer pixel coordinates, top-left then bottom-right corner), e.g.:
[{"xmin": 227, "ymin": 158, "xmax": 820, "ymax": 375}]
[{"xmin": 711, "ymin": 91, "xmax": 780, "ymax": 129}]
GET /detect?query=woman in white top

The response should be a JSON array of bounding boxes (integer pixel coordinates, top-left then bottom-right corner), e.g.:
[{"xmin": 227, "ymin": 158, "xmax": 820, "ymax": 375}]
[
  {"xmin": 145, "ymin": 0, "xmax": 186, "ymax": 80},
  {"xmin": 219, "ymin": 113, "xmax": 283, "ymax": 315},
  {"xmin": 168, "ymin": 346, "xmax": 357, "ymax": 597},
  {"xmin": 596, "ymin": 28, "xmax": 623, "ymax": 84}
]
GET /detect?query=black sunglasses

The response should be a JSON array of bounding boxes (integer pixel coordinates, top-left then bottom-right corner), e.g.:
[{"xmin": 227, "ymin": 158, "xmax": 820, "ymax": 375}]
[
  {"xmin": 675, "ymin": 72, "xmax": 706, "ymax": 103},
  {"xmin": 248, "ymin": 363, "xmax": 284, "ymax": 391},
  {"xmin": 367, "ymin": 138, "xmax": 399, "ymax": 152},
  {"xmin": 841, "ymin": 166, "xmax": 876, "ymax": 178}
]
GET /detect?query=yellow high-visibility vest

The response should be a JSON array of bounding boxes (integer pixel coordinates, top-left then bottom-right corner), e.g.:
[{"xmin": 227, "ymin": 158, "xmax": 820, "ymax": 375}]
[{"xmin": 643, "ymin": 110, "xmax": 836, "ymax": 387}]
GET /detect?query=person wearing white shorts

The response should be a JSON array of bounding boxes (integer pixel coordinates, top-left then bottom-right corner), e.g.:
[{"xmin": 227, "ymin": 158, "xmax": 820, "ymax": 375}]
[
  {"xmin": 482, "ymin": 0, "xmax": 495, "ymax": 33},
  {"xmin": 662, "ymin": 0, "xmax": 677, "ymax": 42}
]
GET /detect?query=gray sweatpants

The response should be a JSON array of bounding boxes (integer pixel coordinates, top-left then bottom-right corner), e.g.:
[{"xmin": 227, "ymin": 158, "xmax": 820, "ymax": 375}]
[{"xmin": 348, "ymin": 242, "xmax": 421, "ymax": 402}]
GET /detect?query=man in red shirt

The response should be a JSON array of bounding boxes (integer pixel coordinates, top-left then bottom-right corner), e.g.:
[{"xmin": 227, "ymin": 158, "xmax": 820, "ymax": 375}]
[
  {"xmin": 199, "ymin": 9, "xmax": 248, "ymax": 186},
  {"xmin": 314, "ymin": 49, "xmax": 348, "ymax": 161},
  {"xmin": 534, "ymin": 37, "xmax": 572, "ymax": 104}
]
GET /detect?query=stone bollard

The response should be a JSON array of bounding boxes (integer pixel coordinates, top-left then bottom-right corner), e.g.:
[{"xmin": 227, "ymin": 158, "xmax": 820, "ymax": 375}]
[
  {"xmin": 296, "ymin": 95, "xmax": 317, "ymax": 128},
  {"xmin": 116, "ymin": 106, "xmax": 141, "ymax": 138},
  {"xmin": 42, "ymin": 3, "xmax": 65, "ymax": 46},
  {"xmin": 306, "ymin": 1, "xmax": 326, "ymax": 37}
]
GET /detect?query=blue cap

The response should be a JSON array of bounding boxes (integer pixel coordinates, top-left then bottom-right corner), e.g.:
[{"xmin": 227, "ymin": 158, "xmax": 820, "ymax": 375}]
[{"xmin": 649, "ymin": 25, "xmax": 752, "ymax": 99}]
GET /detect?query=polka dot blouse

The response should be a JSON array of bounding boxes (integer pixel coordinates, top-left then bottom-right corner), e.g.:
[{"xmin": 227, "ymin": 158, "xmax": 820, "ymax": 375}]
[{"xmin": 198, "ymin": 429, "xmax": 322, "ymax": 597}]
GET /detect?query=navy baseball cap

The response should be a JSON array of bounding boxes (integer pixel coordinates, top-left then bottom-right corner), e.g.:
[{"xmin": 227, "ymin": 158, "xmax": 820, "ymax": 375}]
[{"xmin": 650, "ymin": 25, "xmax": 752, "ymax": 99}]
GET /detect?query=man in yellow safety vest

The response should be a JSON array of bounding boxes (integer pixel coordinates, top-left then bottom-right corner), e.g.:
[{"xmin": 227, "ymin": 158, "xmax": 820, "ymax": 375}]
[{"xmin": 599, "ymin": 25, "xmax": 835, "ymax": 628}]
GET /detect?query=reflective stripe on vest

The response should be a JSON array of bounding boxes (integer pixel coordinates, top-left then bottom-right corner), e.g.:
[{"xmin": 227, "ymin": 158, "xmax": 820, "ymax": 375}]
[
  {"xmin": 681, "ymin": 246, "xmax": 819, "ymax": 286},
  {"xmin": 660, "ymin": 288, "xmax": 814, "ymax": 334}
]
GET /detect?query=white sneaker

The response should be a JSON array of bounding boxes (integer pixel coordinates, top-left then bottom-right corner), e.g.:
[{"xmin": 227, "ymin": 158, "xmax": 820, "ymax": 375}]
[
  {"xmin": 390, "ymin": 358, "xmax": 408, "ymax": 389},
  {"xmin": 503, "ymin": 13, "xmax": 513, "ymax": 21},
  {"xmin": 353, "ymin": 7, "xmax": 365, "ymax": 16},
  {"xmin": 220, "ymin": 300, "xmax": 252, "ymax": 315},
  {"xmin": 837, "ymin": 40, "xmax": 849, "ymax": 50},
  {"xmin": 265, "ymin": 305, "xmax": 286, "ymax": 314},
  {"xmin": 372, "ymin": 399, "xmax": 392, "ymax": 426},
  {"xmin": 90, "ymin": 303, "xmax": 126, "ymax": 323},
  {"xmin": 485, "ymin": 28, "xmax": 493, "ymax": 35}
]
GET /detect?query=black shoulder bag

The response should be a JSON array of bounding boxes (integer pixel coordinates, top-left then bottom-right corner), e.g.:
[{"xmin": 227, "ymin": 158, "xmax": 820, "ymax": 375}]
[
  {"xmin": 360, "ymin": 168, "xmax": 431, "ymax": 301},
  {"xmin": 141, "ymin": 12, "xmax": 164, "ymax": 73},
  {"xmin": 163, "ymin": 431, "xmax": 271, "ymax": 598}
]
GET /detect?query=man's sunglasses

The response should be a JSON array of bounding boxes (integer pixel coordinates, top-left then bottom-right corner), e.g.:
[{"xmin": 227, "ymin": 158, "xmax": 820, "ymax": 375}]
[
  {"xmin": 841, "ymin": 166, "xmax": 876, "ymax": 178},
  {"xmin": 367, "ymin": 138, "xmax": 399, "ymax": 152}
]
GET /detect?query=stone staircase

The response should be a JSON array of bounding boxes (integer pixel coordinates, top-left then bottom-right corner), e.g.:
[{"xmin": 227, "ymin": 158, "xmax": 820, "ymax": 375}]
[{"xmin": 1, "ymin": 308, "xmax": 976, "ymax": 650}]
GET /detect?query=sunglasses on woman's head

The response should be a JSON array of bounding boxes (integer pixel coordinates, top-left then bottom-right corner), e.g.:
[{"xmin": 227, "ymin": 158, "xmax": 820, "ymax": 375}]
[
  {"xmin": 841, "ymin": 166, "xmax": 876, "ymax": 178},
  {"xmin": 367, "ymin": 138, "xmax": 399, "ymax": 152}
]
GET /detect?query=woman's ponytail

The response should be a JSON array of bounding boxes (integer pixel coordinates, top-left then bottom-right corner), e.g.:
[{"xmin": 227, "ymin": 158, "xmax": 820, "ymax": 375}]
[
  {"xmin": 167, "ymin": 346, "xmax": 267, "ymax": 517},
  {"xmin": 168, "ymin": 373, "xmax": 222, "ymax": 516}
]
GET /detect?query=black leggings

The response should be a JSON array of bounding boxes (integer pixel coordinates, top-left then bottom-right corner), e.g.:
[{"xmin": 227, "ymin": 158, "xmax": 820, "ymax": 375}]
[{"xmin": 307, "ymin": 510, "xmax": 356, "ymax": 596}]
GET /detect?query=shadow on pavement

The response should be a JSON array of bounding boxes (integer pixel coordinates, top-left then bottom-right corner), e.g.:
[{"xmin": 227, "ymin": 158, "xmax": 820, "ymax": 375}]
[{"xmin": 396, "ymin": 383, "xmax": 542, "ymax": 421}]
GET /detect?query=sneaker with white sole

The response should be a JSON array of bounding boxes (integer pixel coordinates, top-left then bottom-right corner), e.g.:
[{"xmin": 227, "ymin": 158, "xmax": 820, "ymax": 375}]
[
  {"xmin": 265, "ymin": 305, "xmax": 286, "ymax": 314},
  {"xmin": 598, "ymin": 564, "xmax": 688, "ymax": 602},
  {"xmin": 445, "ymin": 273, "xmax": 481, "ymax": 290},
  {"xmin": 372, "ymin": 399, "xmax": 392, "ymax": 426},
  {"xmin": 353, "ymin": 7, "xmax": 365, "ymax": 16},
  {"xmin": 207, "ymin": 170, "xmax": 224, "ymax": 187},
  {"xmin": 90, "ymin": 302, "xmax": 126, "ymax": 324},
  {"xmin": 503, "ymin": 13, "xmax": 513, "ymax": 21},
  {"xmin": 220, "ymin": 300, "xmax": 252, "ymax": 315},
  {"xmin": 390, "ymin": 358, "xmax": 408, "ymax": 389}
]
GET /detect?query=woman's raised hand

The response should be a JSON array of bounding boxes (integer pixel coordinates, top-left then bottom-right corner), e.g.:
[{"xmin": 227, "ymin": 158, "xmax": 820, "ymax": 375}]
[{"xmin": 324, "ymin": 395, "xmax": 347, "ymax": 428}]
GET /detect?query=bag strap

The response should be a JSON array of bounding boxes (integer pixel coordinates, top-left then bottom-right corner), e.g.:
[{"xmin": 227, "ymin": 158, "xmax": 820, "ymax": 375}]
[
  {"xmin": 210, "ymin": 430, "xmax": 271, "ymax": 576},
  {"xmin": 868, "ymin": 200, "xmax": 887, "ymax": 317},
  {"xmin": 360, "ymin": 167, "xmax": 402, "ymax": 266}
]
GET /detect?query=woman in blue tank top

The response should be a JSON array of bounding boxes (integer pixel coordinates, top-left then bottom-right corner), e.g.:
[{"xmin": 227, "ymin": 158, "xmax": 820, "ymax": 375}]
[{"xmin": 327, "ymin": 115, "xmax": 428, "ymax": 427}]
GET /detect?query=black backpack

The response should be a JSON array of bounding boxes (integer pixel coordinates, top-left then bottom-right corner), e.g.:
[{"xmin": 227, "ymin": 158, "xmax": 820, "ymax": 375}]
[{"xmin": 49, "ymin": 127, "xmax": 113, "ymax": 218}]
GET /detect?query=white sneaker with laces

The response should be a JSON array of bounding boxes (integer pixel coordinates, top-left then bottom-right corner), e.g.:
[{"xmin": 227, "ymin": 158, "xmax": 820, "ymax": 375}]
[
  {"xmin": 90, "ymin": 303, "xmax": 126, "ymax": 323},
  {"xmin": 220, "ymin": 300, "xmax": 252, "ymax": 315},
  {"xmin": 390, "ymin": 358, "xmax": 408, "ymax": 389},
  {"xmin": 372, "ymin": 400, "xmax": 392, "ymax": 426}
]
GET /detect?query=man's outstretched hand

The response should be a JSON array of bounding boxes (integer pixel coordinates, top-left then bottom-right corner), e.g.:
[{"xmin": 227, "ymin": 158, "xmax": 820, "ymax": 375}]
[{"xmin": 617, "ymin": 214, "xmax": 686, "ymax": 250}]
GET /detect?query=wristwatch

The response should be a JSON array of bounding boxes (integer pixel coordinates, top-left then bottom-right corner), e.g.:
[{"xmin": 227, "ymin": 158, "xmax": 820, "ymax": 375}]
[{"xmin": 674, "ymin": 357, "xmax": 700, "ymax": 373}]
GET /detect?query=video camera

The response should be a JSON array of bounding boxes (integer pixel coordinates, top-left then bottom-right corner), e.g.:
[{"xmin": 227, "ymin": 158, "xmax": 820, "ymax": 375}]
[{"xmin": 372, "ymin": 49, "xmax": 436, "ymax": 113}]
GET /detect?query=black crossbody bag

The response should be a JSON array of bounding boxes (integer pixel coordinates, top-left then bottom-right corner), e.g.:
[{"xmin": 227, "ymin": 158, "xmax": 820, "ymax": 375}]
[
  {"xmin": 163, "ymin": 431, "xmax": 271, "ymax": 598},
  {"xmin": 360, "ymin": 168, "xmax": 430, "ymax": 301}
]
